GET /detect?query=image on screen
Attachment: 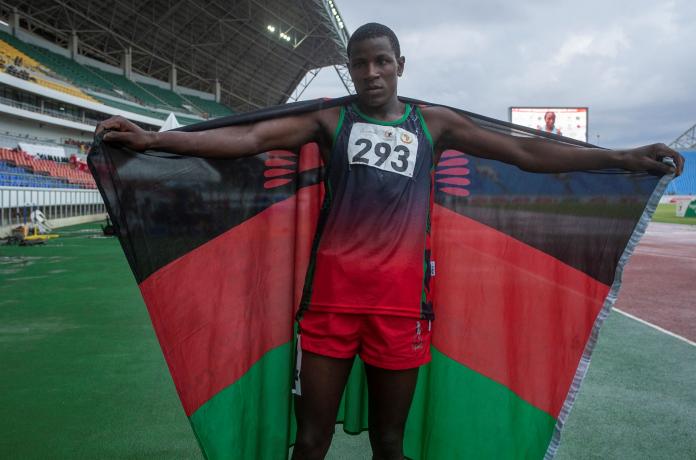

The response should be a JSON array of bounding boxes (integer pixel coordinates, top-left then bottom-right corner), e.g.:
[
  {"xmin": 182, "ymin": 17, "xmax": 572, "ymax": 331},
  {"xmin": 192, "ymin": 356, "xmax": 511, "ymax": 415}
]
[{"xmin": 510, "ymin": 107, "xmax": 588, "ymax": 142}]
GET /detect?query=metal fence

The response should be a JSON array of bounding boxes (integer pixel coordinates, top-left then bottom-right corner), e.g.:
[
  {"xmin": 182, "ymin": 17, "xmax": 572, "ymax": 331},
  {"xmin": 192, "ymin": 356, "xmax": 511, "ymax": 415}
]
[{"xmin": 0, "ymin": 186, "xmax": 105, "ymax": 227}]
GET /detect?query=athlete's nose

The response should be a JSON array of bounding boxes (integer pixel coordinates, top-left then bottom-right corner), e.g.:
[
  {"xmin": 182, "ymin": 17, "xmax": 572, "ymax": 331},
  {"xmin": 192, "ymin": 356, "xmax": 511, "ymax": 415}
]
[{"xmin": 366, "ymin": 62, "xmax": 379, "ymax": 78}]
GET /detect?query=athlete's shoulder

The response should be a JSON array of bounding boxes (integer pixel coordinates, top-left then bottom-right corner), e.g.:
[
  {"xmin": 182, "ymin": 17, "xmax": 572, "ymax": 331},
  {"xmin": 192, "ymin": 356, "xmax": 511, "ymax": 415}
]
[
  {"xmin": 418, "ymin": 105, "xmax": 467, "ymax": 122},
  {"xmin": 303, "ymin": 105, "xmax": 340, "ymax": 152},
  {"xmin": 418, "ymin": 105, "xmax": 477, "ymax": 147},
  {"xmin": 315, "ymin": 105, "xmax": 342, "ymax": 128}
]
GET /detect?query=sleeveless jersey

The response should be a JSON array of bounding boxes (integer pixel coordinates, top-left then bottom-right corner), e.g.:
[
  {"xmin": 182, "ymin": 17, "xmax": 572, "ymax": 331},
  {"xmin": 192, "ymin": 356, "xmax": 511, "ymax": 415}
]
[{"xmin": 300, "ymin": 103, "xmax": 435, "ymax": 320}]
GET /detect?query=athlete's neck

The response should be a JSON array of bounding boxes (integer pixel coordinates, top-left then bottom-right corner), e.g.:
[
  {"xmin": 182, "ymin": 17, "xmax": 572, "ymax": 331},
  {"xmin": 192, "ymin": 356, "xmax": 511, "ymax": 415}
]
[{"xmin": 354, "ymin": 98, "xmax": 406, "ymax": 122}]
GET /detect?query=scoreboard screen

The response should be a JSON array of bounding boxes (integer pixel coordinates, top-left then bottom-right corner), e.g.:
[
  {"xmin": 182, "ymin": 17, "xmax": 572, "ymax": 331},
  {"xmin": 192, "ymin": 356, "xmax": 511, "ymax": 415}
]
[{"xmin": 510, "ymin": 107, "xmax": 588, "ymax": 142}]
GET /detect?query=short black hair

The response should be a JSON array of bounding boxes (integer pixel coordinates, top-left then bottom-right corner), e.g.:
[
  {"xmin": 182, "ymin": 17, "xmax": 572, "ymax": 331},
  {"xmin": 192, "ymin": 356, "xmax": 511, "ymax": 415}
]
[{"xmin": 347, "ymin": 23, "xmax": 401, "ymax": 58}]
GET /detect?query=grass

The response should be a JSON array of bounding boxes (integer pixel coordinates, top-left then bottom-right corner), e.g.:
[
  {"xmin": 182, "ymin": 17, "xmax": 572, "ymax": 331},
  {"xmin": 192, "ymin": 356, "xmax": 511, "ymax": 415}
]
[
  {"xmin": 0, "ymin": 223, "xmax": 201, "ymax": 459},
  {"xmin": 652, "ymin": 203, "xmax": 696, "ymax": 225}
]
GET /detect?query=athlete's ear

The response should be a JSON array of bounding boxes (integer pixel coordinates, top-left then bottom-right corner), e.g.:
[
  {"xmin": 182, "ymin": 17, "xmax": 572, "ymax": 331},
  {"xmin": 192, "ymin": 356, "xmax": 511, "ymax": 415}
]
[{"xmin": 397, "ymin": 56, "xmax": 405, "ymax": 77}]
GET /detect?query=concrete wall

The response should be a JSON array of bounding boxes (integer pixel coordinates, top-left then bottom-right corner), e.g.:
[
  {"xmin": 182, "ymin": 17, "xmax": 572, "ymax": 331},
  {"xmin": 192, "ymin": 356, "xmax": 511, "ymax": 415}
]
[{"xmin": 0, "ymin": 113, "xmax": 93, "ymax": 143}]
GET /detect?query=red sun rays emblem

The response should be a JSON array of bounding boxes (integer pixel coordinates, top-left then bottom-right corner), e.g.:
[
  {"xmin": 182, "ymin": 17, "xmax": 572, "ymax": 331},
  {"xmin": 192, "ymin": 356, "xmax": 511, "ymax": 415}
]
[
  {"xmin": 435, "ymin": 150, "xmax": 470, "ymax": 197},
  {"xmin": 263, "ymin": 151, "xmax": 297, "ymax": 189},
  {"xmin": 262, "ymin": 144, "xmax": 324, "ymax": 189}
]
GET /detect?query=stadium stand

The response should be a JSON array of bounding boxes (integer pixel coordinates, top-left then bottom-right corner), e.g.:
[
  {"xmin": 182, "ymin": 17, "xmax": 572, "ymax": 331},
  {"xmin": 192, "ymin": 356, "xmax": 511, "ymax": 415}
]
[
  {"xmin": 137, "ymin": 81, "xmax": 188, "ymax": 109},
  {"xmin": 90, "ymin": 95, "xmax": 167, "ymax": 121},
  {"xmin": 0, "ymin": 29, "xmax": 231, "ymax": 122},
  {"xmin": 184, "ymin": 94, "xmax": 234, "ymax": 118},
  {"xmin": 665, "ymin": 151, "xmax": 696, "ymax": 195},
  {"xmin": 0, "ymin": 148, "xmax": 95, "ymax": 188},
  {"xmin": 0, "ymin": 132, "xmax": 87, "ymax": 157},
  {"xmin": 0, "ymin": 36, "xmax": 43, "ymax": 71},
  {"xmin": 1, "ymin": 35, "xmax": 97, "ymax": 102},
  {"xmin": 0, "ymin": 0, "xmax": 347, "ymax": 238}
]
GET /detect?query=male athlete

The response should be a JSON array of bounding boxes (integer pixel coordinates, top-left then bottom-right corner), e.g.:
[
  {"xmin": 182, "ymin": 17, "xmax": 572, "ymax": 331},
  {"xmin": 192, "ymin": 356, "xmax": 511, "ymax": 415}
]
[{"xmin": 97, "ymin": 23, "xmax": 683, "ymax": 460}]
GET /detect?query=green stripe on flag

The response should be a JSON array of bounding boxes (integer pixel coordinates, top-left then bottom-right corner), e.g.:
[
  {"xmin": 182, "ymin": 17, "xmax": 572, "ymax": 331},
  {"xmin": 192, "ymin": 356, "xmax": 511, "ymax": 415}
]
[
  {"xmin": 189, "ymin": 344, "xmax": 556, "ymax": 460},
  {"xmin": 189, "ymin": 342, "xmax": 295, "ymax": 460},
  {"xmin": 405, "ymin": 347, "xmax": 556, "ymax": 459}
]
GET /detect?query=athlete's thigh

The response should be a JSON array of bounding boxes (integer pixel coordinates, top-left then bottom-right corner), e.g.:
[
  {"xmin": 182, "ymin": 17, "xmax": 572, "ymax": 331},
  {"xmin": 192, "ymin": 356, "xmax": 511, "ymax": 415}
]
[
  {"xmin": 294, "ymin": 350, "xmax": 354, "ymax": 432},
  {"xmin": 364, "ymin": 363, "xmax": 419, "ymax": 432}
]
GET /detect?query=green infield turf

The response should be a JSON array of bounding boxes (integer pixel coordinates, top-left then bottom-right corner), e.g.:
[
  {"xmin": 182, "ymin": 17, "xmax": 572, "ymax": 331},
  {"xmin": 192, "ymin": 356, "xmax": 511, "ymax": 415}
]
[
  {"xmin": 1, "ymin": 222, "xmax": 694, "ymax": 459},
  {"xmin": 652, "ymin": 203, "xmax": 696, "ymax": 225},
  {"xmin": 0, "ymin": 224, "xmax": 201, "ymax": 459}
]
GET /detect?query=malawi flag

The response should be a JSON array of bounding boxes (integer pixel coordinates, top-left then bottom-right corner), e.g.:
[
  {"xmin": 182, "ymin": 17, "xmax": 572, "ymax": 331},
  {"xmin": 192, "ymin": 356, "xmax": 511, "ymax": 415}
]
[{"xmin": 88, "ymin": 96, "xmax": 671, "ymax": 459}]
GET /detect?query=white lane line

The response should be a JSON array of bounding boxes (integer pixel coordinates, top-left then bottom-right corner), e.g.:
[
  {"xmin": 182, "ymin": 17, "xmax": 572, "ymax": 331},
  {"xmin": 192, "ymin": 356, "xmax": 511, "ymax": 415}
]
[
  {"xmin": 631, "ymin": 250, "xmax": 696, "ymax": 260},
  {"xmin": 614, "ymin": 308, "xmax": 696, "ymax": 347}
]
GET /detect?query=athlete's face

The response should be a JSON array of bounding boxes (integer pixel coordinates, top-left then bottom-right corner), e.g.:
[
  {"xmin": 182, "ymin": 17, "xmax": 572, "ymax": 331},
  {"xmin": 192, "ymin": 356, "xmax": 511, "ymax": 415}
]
[{"xmin": 348, "ymin": 36, "xmax": 405, "ymax": 109}]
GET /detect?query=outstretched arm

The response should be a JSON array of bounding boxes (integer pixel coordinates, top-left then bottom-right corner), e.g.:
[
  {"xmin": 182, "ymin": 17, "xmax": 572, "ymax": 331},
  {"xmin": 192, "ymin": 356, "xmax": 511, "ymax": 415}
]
[
  {"xmin": 96, "ymin": 110, "xmax": 334, "ymax": 159},
  {"xmin": 423, "ymin": 107, "xmax": 684, "ymax": 176}
]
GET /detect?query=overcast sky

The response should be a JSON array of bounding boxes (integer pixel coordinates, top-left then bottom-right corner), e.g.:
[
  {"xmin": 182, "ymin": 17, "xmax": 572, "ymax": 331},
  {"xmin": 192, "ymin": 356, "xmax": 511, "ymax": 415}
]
[{"xmin": 299, "ymin": 0, "xmax": 696, "ymax": 148}]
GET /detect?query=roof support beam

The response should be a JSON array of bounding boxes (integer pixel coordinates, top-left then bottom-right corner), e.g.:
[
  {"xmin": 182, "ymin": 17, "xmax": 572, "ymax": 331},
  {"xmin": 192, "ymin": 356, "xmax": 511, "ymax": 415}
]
[
  {"xmin": 49, "ymin": 0, "xmax": 261, "ymax": 108},
  {"xmin": 670, "ymin": 123, "xmax": 696, "ymax": 150}
]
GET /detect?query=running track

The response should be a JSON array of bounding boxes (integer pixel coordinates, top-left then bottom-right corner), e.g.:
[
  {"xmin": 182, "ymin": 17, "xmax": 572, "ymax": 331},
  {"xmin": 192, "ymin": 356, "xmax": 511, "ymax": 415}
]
[{"xmin": 615, "ymin": 222, "xmax": 696, "ymax": 342}]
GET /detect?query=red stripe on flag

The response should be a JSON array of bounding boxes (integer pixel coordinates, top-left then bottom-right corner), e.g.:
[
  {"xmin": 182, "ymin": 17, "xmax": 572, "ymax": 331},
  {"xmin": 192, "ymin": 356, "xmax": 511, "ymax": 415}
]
[
  {"xmin": 439, "ymin": 187, "xmax": 470, "ymax": 197},
  {"xmin": 264, "ymin": 168, "xmax": 295, "ymax": 178},
  {"xmin": 139, "ymin": 185, "xmax": 323, "ymax": 416},
  {"xmin": 438, "ymin": 157, "xmax": 469, "ymax": 167},
  {"xmin": 436, "ymin": 167, "xmax": 470, "ymax": 176},
  {"xmin": 264, "ymin": 178, "xmax": 293, "ymax": 189},
  {"xmin": 431, "ymin": 205, "xmax": 609, "ymax": 418},
  {"xmin": 436, "ymin": 177, "xmax": 471, "ymax": 186},
  {"xmin": 297, "ymin": 143, "xmax": 323, "ymax": 173},
  {"xmin": 441, "ymin": 149, "xmax": 466, "ymax": 159}
]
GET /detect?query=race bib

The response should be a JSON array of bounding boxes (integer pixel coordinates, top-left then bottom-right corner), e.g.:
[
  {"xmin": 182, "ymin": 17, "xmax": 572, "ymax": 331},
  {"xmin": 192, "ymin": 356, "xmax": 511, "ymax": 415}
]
[{"xmin": 347, "ymin": 123, "xmax": 418, "ymax": 178}]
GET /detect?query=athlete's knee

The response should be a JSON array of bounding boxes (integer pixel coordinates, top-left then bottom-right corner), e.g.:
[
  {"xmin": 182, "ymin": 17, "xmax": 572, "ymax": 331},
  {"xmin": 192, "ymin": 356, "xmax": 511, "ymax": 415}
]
[
  {"xmin": 292, "ymin": 427, "xmax": 334, "ymax": 460},
  {"xmin": 369, "ymin": 429, "xmax": 404, "ymax": 460}
]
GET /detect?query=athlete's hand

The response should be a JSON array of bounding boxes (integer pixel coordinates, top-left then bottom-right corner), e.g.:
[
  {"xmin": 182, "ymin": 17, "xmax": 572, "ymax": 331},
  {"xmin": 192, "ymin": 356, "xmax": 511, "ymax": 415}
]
[
  {"xmin": 619, "ymin": 143, "xmax": 684, "ymax": 176},
  {"xmin": 96, "ymin": 116, "xmax": 155, "ymax": 151}
]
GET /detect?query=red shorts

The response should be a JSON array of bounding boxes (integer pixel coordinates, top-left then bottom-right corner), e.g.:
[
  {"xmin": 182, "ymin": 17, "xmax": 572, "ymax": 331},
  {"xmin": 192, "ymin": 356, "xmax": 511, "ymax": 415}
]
[{"xmin": 298, "ymin": 310, "xmax": 432, "ymax": 370}]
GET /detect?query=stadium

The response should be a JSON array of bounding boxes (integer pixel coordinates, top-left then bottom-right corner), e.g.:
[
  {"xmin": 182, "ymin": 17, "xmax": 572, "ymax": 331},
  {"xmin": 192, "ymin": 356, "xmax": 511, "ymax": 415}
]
[{"xmin": 1, "ymin": 1, "xmax": 694, "ymax": 459}]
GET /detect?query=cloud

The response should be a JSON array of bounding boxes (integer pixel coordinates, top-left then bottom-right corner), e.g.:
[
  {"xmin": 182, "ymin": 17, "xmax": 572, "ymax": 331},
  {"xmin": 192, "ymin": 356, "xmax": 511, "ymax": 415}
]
[
  {"xmin": 401, "ymin": 26, "xmax": 488, "ymax": 60},
  {"xmin": 552, "ymin": 28, "xmax": 629, "ymax": 66}
]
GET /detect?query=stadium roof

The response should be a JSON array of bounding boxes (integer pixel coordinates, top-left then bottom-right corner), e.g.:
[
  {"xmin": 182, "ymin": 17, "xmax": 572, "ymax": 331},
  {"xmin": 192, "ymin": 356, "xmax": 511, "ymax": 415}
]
[
  {"xmin": 670, "ymin": 122, "xmax": 696, "ymax": 150},
  {"xmin": 0, "ymin": 0, "xmax": 350, "ymax": 112}
]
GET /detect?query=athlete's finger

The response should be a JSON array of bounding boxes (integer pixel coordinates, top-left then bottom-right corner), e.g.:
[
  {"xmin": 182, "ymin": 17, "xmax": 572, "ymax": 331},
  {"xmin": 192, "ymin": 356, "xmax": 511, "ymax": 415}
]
[
  {"xmin": 657, "ymin": 144, "xmax": 683, "ymax": 176},
  {"xmin": 670, "ymin": 151, "xmax": 685, "ymax": 176},
  {"xmin": 645, "ymin": 158, "xmax": 674, "ymax": 175},
  {"xmin": 96, "ymin": 117, "xmax": 123, "ymax": 135},
  {"xmin": 102, "ymin": 131, "xmax": 129, "ymax": 144}
]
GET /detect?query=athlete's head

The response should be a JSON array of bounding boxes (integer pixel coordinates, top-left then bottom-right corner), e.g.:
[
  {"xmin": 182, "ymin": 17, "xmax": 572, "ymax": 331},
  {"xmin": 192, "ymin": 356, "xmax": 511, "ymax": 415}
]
[
  {"xmin": 347, "ymin": 23, "xmax": 401, "ymax": 59},
  {"xmin": 347, "ymin": 23, "xmax": 405, "ymax": 108}
]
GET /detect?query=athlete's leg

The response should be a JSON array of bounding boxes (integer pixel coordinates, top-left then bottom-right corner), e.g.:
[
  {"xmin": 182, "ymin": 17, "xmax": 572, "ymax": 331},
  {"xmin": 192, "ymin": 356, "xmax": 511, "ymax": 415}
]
[
  {"xmin": 292, "ymin": 351, "xmax": 354, "ymax": 460},
  {"xmin": 364, "ymin": 364, "xmax": 419, "ymax": 460}
]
